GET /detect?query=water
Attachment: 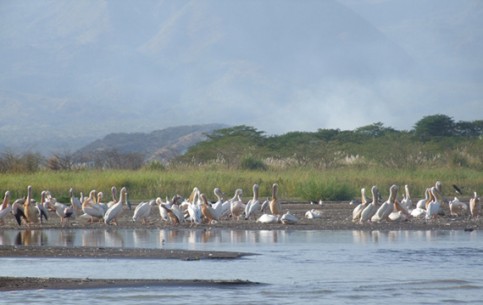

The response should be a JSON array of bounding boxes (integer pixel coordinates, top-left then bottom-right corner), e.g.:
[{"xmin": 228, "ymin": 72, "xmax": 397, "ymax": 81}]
[{"xmin": 1, "ymin": 229, "xmax": 482, "ymax": 304}]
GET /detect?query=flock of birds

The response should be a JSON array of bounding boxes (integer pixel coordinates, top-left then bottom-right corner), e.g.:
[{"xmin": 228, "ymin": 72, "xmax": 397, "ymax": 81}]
[
  {"xmin": 0, "ymin": 183, "xmax": 317, "ymax": 227},
  {"xmin": 0, "ymin": 181, "xmax": 479, "ymax": 228},
  {"xmin": 350, "ymin": 181, "xmax": 480, "ymax": 224}
]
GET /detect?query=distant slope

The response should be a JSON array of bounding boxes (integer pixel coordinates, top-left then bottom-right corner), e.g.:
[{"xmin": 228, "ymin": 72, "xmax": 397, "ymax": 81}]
[{"xmin": 74, "ymin": 123, "xmax": 227, "ymax": 163}]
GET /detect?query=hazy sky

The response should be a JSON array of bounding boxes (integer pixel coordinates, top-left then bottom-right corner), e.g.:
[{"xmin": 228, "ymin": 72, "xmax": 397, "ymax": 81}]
[{"xmin": 0, "ymin": 0, "xmax": 482, "ymax": 151}]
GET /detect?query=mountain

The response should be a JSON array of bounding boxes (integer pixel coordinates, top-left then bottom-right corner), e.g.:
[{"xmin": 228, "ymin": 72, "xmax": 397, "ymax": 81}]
[
  {"xmin": 1, "ymin": 0, "xmax": 481, "ymax": 154},
  {"xmin": 74, "ymin": 123, "xmax": 227, "ymax": 163}
]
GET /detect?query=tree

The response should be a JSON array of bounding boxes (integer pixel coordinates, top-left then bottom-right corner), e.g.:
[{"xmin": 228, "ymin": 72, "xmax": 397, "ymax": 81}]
[{"xmin": 413, "ymin": 114, "xmax": 456, "ymax": 140}]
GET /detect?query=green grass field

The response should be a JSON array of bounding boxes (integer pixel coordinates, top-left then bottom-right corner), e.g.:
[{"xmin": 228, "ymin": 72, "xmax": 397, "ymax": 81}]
[{"xmin": 0, "ymin": 167, "xmax": 481, "ymax": 203}]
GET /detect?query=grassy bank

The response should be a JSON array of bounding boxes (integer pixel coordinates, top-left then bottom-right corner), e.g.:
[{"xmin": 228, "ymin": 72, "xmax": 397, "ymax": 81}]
[{"xmin": 0, "ymin": 167, "xmax": 481, "ymax": 203}]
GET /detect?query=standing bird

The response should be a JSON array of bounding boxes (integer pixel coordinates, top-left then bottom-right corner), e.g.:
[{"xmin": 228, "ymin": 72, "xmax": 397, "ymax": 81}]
[
  {"xmin": 245, "ymin": 184, "xmax": 261, "ymax": 220},
  {"xmin": 269, "ymin": 183, "xmax": 282, "ymax": 215},
  {"xmin": 200, "ymin": 193, "xmax": 219, "ymax": 223},
  {"xmin": 371, "ymin": 184, "xmax": 398, "ymax": 222},
  {"xmin": 400, "ymin": 184, "xmax": 413, "ymax": 211},
  {"xmin": 53, "ymin": 198, "xmax": 75, "ymax": 226},
  {"xmin": 360, "ymin": 186, "xmax": 379, "ymax": 223},
  {"xmin": 469, "ymin": 191, "xmax": 480, "ymax": 219},
  {"xmin": 352, "ymin": 187, "xmax": 369, "ymax": 222},
  {"xmin": 104, "ymin": 187, "xmax": 128, "ymax": 225},
  {"xmin": 69, "ymin": 188, "xmax": 82, "ymax": 212},
  {"xmin": 132, "ymin": 199, "xmax": 156, "ymax": 224},
  {"xmin": 229, "ymin": 188, "xmax": 245, "ymax": 220},
  {"xmin": 0, "ymin": 191, "xmax": 12, "ymax": 225},
  {"xmin": 11, "ymin": 198, "xmax": 26, "ymax": 226},
  {"xmin": 36, "ymin": 191, "xmax": 49, "ymax": 224},
  {"xmin": 106, "ymin": 186, "xmax": 118, "ymax": 209},
  {"xmin": 23, "ymin": 185, "xmax": 38, "ymax": 225},
  {"xmin": 426, "ymin": 186, "xmax": 442, "ymax": 220}
]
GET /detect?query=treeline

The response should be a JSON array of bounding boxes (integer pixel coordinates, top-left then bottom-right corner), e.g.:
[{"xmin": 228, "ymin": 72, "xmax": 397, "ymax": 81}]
[
  {"xmin": 1, "ymin": 114, "xmax": 481, "ymax": 173},
  {"xmin": 174, "ymin": 114, "xmax": 483, "ymax": 170}
]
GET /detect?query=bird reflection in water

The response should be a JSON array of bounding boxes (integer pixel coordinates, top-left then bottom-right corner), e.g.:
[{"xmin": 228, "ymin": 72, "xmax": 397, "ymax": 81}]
[{"xmin": 15, "ymin": 230, "xmax": 48, "ymax": 246}]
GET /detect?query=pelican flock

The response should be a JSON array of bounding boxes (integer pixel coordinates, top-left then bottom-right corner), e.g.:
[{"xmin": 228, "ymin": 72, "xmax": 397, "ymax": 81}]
[{"xmin": 0, "ymin": 180, "xmax": 480, "ymax": 229}]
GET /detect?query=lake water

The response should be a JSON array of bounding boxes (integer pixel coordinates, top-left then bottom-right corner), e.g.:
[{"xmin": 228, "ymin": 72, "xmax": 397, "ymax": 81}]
[{"xmin": 1, "ymin": 229, "xmax": 482, "ymax": 304}]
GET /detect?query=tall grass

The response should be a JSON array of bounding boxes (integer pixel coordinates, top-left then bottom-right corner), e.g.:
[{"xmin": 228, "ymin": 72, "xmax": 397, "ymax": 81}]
[{"xmin": 0, "ymin": 167, "xmax": 481, "ymax": 202}]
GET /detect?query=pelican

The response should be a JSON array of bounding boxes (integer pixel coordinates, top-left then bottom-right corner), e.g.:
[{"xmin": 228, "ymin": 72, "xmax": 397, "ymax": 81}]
[
  {"xmin": 449, "ymin": 197, "xmax": 468, "ymax": 217},
  {"xmin": 372, "ymin": 185, "xmax": 399, "ymax": 223},
  {"xmin": 0, "ymin": 191, "xmax": 12, "ymax": 225},
  {"xmin": 11, "ymin": 198, "xmax": 26, "ymax": 226},
  {"xmin": 23, "ymin": 185, "xmax": 38, "ymax": 224},
  {"xmin": 230, "ymin": 188, "xmax": 245, "ymax": 220},
  {"xmin": 36, "ymin": 191, "xmax": 49, "ymax": 224},
  {"xmin": 280, "ymin": 210, "xmax": 298, "ymax": 224},
  {"xmin": 269, "ymin": 183, "xmax": 281, "ymax": 215},
  {"xmin": 69, "ymin": 188, "xmax": 82, "ymax": 212},
  {"xmin": 425, "ymin": 186, "xmax": 442, "ymax": 220},
  {"xmin": 157, "ymin": 197, "xmax": 170, "ymax": 222},
  {"xmin": 256, "ymin": 213, "xmax": 280, "ymax": 224},
  {"xmin": 352, "ymin": 187, "xmax": 368, "ymax": 222},
  {"xmin": 186, "ymin": 188, "xmax": 202, "ymax": 225},
  {"xmin": 305, "ymin": 209, "xmax": 322, "ymax": 219},
  {"xmin": 245, "ymin": 184, "xmax": 261, "ymax": 220},
  {"xmin": 416, "ymin": 188, "xmax": 431, "ymax": 209},
  {"xmin": 200, "ymin": 193, "xmax": 219, "ymax": 223},
  {"xmin": 132, "ymin": 199, "xmax": 156, "ymax": 224},
  {"xmin": 159, "ymin": 195, "xmax": 184, "ymax": 225},
  {"xmin": 106, "ymin": 186, "xmax": 118, "ymax": 208},
  {"xmin": 80, "ymin": 190, "xmax": 105, "ymax": 223},
  {"xmin": 104, "ymin": 187, "xmax": 128, "ymax": 225},
  {"xmin": 400, "ymin": 184, "xmax": 413, "ymax": 211},
  {"xmin": 53, "ymin": 198, "xmax": 75, "ymax": 226},
  {"xmin": 469, "ymin": 191, "xmax": 480, "ymax": 219},
  {"xmin": 359, "ymin": 186, "xmax": 379, "ymax": 223}
]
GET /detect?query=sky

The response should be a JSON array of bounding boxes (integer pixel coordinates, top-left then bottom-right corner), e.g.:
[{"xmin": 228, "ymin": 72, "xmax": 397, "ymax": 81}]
[{"xmin": 0, "ymin": 0, "xmax": 482, "ymax": 152}]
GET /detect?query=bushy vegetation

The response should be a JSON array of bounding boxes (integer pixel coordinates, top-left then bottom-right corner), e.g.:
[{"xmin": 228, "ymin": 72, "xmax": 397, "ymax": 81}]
[{"xmin": 0, "ymin": 114, "xmax": 481, "ymax": 202}]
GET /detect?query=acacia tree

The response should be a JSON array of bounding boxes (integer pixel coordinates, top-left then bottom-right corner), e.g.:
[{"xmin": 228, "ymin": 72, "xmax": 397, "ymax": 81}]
[{"xmin": 413, "ymin": 114, "xmax": 456, "ymax": 140}]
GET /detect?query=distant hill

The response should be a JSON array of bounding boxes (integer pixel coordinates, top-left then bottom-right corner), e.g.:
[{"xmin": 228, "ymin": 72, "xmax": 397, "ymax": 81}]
[{"xmin": 74, "ymin": 124, "xmax": 227, "ymax": 163}]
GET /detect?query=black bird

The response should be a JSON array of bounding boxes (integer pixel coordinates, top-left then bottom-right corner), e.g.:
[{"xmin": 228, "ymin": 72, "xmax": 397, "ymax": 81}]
[{"xmin": 452, "ymin": 184, "xmax": 463, "ymax": 195}]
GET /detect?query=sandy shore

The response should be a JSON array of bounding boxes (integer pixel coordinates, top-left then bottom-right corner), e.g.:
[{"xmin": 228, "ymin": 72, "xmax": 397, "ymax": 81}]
[{"xmin": 1, "ymin": 201, "xmax": 479, "ymax": 291}]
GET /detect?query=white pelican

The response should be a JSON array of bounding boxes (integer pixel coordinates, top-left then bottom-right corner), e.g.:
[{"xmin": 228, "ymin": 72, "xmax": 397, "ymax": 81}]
[
  {"xmin": 280, "ymin": 210, "xmax": 298, "ymax": 224},
  {"xmin": 269, "ymin": 183, "xmax": 281, "ymax": 215},
  {"xmin": 96, "ymin": 192, "xmax": 109, "ymax": 214},
  {"xmin": 23, "ymin": 185, "xmax": 38, "ymax": 224},
  {"xmin": 11, "ymin": 198, "xmax": 26, "ymax": 226},
  {"xmin": 449, "ymin": 197, "xmax": 468, "ymax": 217},
  {"xmin": 53, "ymin": 197, "xmax": 75, "ymax": 226},
  {"xmin": 106, "ymin": 186, "xmax": 118, "ymax": 209},
  {"xmin": 159, "ymin": 196, "xmax": 184, "ymax": 225},
  {"xmin": 372, "ymin": 184, "xmax": 399, "ymax": 223},
  {"xmin": 305, "ymin": 209, "xmax": 322, "ymax": 219},
  {"xmin": 416, "ymin": 188, "xmax": 431, "ymax": 209},
  {"xmin": 469, "ymin": 192, "xmax": 480, "ymax": 219},
  {"xmin": 260, "ymin": 198, "xmax": 270, "ymax": 213},
  {"xmin": 104, "ymin": 187, "xmax": 128, "ymax": 225},
  {"xmin": 229, "ymin": 188, "xmax": 245, "ymax": 220},
  {"xmin": 400, "ymin": 184, "xmax": 413, "ymax": 211},
  {"xmin": 426, "ymin": 186, "xmax": 442, "ymax": 220},
  {"xmin": 256, "ymin": 213, "xmax": 280, "ymax": 224},
  {"xmin": 80, "ymin": 190, "xmax": 104, "ymax": 223},
  {"xmin": 157, "ymin": 197, "xmax": 170, "ymax": 222},
  {"xmin": 352, "ymin": 187, "xmax": 368, "ymax": 222},
  {"xmin": 69, "ymin": 188, "xmax": 82, "ymax": 212},
  {"xmin": 0, "ymin": 191, "xmax": 12, "ymax": 225},
  {"xmin": 186, "ymin": 188, "xmax": 202, "ymax": 224},
  {"xmin": 200, "ymin": 193, "xmax": 220, "ymax": 223},
  {"xmin": 132, "ymin": 199, "xmax": 156, "ymax": 224},
  {"xmin": 36, "ymin": 191, "xmax": 49, "ymax": 224},
  {"xmin": 245, "ymin": 184, "xmax": 261, "ymax": 220},
  {"xmin": 359, "ymin": 186, "xmax": 379, "ymax": 223}
]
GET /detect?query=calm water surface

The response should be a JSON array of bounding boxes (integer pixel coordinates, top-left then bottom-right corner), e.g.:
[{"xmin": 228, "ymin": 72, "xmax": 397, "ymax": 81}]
[{"xmin": 1, "ymin": 229, "xmax": 482, "ymax": 304}]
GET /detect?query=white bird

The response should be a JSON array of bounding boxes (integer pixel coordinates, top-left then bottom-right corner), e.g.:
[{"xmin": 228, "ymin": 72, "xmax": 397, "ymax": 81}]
[
  {"xmin": 352, "ymin": 187, "xmax": 369, "ymax": 222},
  {"xmin": 80, "ymin": 190, "xmax": 105, "ymax": 223},
  {"xmin": 186, "ymin": 187, "xmax": 202, "ymax": 224},
  {"xmin": 469, "ymin": 191, "xmax": 480, "ymax": 219},
  {"xmin": 400, "ymin": 184, "xmax": 413, "ymax": 211},
  {"xmin": 256, "ymin": 213, "xmax": 280, "ymax": 224},
  {"xmin": 426, "ymin": 186, "xmax": 442, "ymax": 220},
  {"xmin": 36, "ymin": 191, "xmax": 49, "ymax": 224},
  {"xmin": 280, "ymin": 210, "xmax": 298, "ymax": 224},
  {"xmin": 416, "ymin": 188, "xmax": 430, "ymax": 210},
  {"xmin": 132, "ymin": 199, "xmax": 156, "ymax": 224},
  {"xmin": 305, "ymin": 209, "xmax": 322, "ymax": 219},
  {"xmin": 200, "ymin": 193, "xmax": 220, "ymax": 223},
  {"xmin": 104, "ymin": 187, "xmax": 128, "ymax": 225},
  {"xmin": 53, "ymin": 198, "xmax": 75, "ymax": 226},
  {"xmin": 69, "ymin": 187, "xmax": 82, "ymax": 212},
  {"xmin": 106, "ymin": 186, "xmax": 118, "ymax": 209},
  {"xmin": 0, "ymin": 191, "xmax": 12, "ymax": 225},
  {"xmin": 449, "ymin": 197, "xmax": 468, "ymax": 217},
  {"xmin": 230, "ymin": 188, "xmax": 245, "ymax": 220},
  {"xmin": 360, "ymin": 186, "xmax": 379, "ymax": 223},
  {"xmin": 159, "ymin": 195, "xmax": 184, "ymax": 225},
  {"xmin": 23, "ymin": 185, "xmax": 38, "ymax": 225},
  {"xmin": 372, "ymin": 184, "xmax": 399, "ymax": 223},
  {"xmin": 245, "ymin": 184, "xmax": 261, "ymax": 220},
  {"xmin": 269, "ymin": 183, "xmax": 282, "ymax": 215}
]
